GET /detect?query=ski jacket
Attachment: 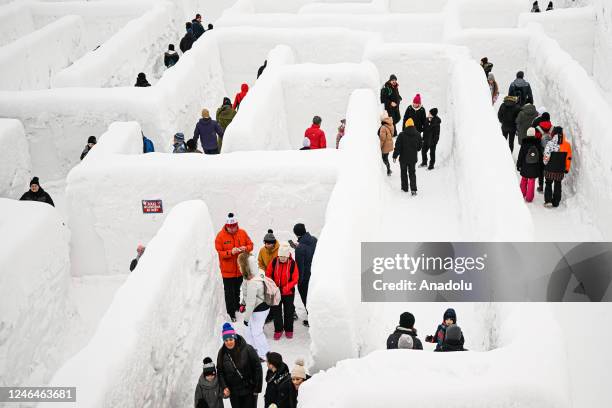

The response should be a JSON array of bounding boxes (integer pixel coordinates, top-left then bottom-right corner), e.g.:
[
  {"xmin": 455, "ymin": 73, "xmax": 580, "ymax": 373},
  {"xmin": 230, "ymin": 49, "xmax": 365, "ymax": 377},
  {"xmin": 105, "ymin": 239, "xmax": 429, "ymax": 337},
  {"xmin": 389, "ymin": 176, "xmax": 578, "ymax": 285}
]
[
  {"xmin": 402, "ymin": 105, "xmax": 427, "ymax": 133},
  {"xmin": 143, "ymin": 135, "xmax": 155, "ymax": 153},
  {"xmin": 422, "ymin": 115, "xmax": 441, "ymax": 145},
  {"xmin": 381, "ymin": 81, "xmax": 402, "ymax": 122},
  {"xmin": 215, "ymin": 227, "xmax": 254, "ymax": 278},
  {"xmin": 266, "ymin": 256, "xmax": 299, "ymax": 296},
  {"xmin": 19, "ymin": 188, "xmax": 54, "ymax": 207},
  {"xmin": 387, "ymin": 326, "xmax": 424, "ymax": 350},
  {"xmin": 191, "ymin": 20, "xmax": 205, "ymax": 40},
  {"xmin": 180, "ymin": 31, "xmax": 195, "ymax": 53},
  {"xmin": 544, "ymin": 135, "xmax": 572, "ymax": 173},
  {"xmin": 517, "ymin": 136, "xmax": 543, "ymax": 179},
  {"xmin": 498, "ymin": 96, "xmax": 521, "ymax": 128},
  {"xmin": 508, "ymin": 78, "xmax": 534, "ymax": 106},
  {"xmin": 393, "ymin": 127, "xmax": 422, "ymax": 164},
  {"xmin": 305, "ymin": 124, "xmax": 327, "ymax": 149},
  {"xmin": 233, "ymin": 83, "xmax": 249, "ymax": 110},
  {"xmin": 295, "ymin": 232, "xmax": 317, "ymax": 283},
  {"xmin": 194, "ymin": 374, "xmax": 223, "ymax": 408},
  {"xmin": 264, "ymin": 363, "xmax": 297, "ymax": 408},
  {"xmin": 80, "ymin": 144, "xmax": 93, "ymax": 160},
  {"xmin": 379, "ymin": 118, "xmax": 395, "ymax": 154},
  {"xmin": 193, "ymin": 118, "xmax": 224, "ymax": 151},
  {"xmin": 216, "ymin": 105, "xmax": 237, "ymax": 130},
  {"xmin": 164, "ymin": 51, "xmax": 180, "ymax": 68},
  {"xmin": 216, "ymin": 335, "xmax": 263, "ymax": 396},
  {"xmin": 516, "ymin": 104, "xmax": 538, "ymax": 145},
  {"xmin": 258, "ymin": 241, "xmax": 279, "ymax": 271}
]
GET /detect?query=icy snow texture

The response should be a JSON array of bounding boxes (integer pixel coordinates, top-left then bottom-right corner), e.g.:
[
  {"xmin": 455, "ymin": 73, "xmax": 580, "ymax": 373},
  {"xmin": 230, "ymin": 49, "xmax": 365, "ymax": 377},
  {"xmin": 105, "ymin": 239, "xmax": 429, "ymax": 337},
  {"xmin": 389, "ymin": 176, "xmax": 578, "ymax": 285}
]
[
  {"xmin": 0, "ymin": 119, "xmax": 31, "ymax": 199},
  {"xmin": 0, "ymin": 15, "xmax": 86, "ymax": 91},
  {"xmin": 0, "ymin": 198, "xmax": 74, "ymax": 388},
  {"xmin": 0, "ymin": 2, "xmax": 34, "ymax": 47},
  {"xmin": 41, "ymin": 200, "xmax": 226, "ymax": 408}
]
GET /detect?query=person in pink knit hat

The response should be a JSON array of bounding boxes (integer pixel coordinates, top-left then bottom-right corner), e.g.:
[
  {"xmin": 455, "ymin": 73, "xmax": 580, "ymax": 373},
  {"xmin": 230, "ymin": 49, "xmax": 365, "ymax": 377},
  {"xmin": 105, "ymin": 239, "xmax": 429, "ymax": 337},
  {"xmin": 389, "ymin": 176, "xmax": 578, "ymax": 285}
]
[{"xmin": 402, "ymin": 93, "xmax": 427, "ymax": 136}]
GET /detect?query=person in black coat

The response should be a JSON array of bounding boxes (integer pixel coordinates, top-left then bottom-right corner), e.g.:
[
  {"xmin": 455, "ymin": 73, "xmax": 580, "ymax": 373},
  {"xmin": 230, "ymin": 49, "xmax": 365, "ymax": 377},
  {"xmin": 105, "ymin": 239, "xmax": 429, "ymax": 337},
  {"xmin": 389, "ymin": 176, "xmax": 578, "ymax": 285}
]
[
  {"xmin": 164, "ymin": 44, "xmax": 180, "ymax": 68},
  {"xmin": 402, "ymin": 94, "xmax": 427, "ymax": 134},
  {"xmin": 380, "ymin": 74, "xmax": 402, "ymax": 136},
  {"xmin": 497, "ymin": 95, "xmax": 521, "ymax": 150},
  {"xmin": 180, "ymin": 22, "xmax": 195, "ymax": 53},
  {"xmin": 434, "ymin": 325, "xmax": 467, "ymax": 352},
  {"xmin": 517, "ymin": 129, "xmax": 543, "ymax": 203},
  {"xmin": 290, "ymin": 223, "xmax": 318, "ymax": 327},
  {"xmin": 19, "ymin": 177, "xmax": 54, "ymax": 207},
  {"xmin": 508, "ymin": 71, "xmax": 534, "ymax": 106},
  {"xmin": 393, "ymin": 119, "xmax": 423, "ymax": 195},
  {"xmin": 264, "ymin": 352, "xmax": 296, "ymax": 408},
  {"xmin": 191, "ymin": 14, "xmax": 205, "ymax": 40},
  {"xmin": 420, "ymin": 108, "xmax": 441, "ymax": 170},
  {"xmin": 134, "ymin": 72, "xmax": 150, "ymax": 87},
  {"xmin": 217, "ymin": 324, "xmax": 262, "ymax": 408},
  {"xmin": 80, "ymin": 136, "xmax": 97, "ymax": 160},
  {"xmin": 387, "ymin": 312, "xmax": 424, "ymax": 350},
  {"xmin": 257, "ymin": 60, "xmax": 267, "ymax": 79}
]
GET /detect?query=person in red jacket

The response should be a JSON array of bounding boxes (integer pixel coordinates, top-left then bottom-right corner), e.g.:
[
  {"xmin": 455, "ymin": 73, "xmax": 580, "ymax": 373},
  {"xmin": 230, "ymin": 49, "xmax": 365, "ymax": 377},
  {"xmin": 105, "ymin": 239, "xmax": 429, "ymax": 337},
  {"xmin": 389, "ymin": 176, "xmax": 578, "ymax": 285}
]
[
  {"xmin": 215, "ymin": 212, "xmax": 254, "ymax": 322},
  {"xmin": 233, "ymin": 83, "xmax": 249, "ymax": 111},
  {"xmin": 266, "ymin": 242, "xmax": 299, "ymax": 340},
  {"xmin": 304, "ymin": 116, "xmax": 327, "ymax": 149}
]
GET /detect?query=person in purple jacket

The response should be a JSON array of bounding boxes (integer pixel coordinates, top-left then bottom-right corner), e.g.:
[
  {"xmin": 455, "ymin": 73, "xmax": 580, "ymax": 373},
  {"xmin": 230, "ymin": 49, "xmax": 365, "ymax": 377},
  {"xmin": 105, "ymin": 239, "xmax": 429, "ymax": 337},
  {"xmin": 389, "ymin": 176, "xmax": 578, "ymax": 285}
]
[{"xmin": 193, "ymin": 108, "xmax": 224, "ymax": 154}]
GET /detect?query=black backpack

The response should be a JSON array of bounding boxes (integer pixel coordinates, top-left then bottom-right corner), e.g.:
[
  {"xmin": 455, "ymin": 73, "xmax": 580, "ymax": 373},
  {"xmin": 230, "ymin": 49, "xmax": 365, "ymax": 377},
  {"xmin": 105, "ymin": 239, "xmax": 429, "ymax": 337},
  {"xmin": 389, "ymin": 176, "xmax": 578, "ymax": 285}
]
[{"xmin": 526, "ymin": 145, "xmax": 540, "ymax": 165}]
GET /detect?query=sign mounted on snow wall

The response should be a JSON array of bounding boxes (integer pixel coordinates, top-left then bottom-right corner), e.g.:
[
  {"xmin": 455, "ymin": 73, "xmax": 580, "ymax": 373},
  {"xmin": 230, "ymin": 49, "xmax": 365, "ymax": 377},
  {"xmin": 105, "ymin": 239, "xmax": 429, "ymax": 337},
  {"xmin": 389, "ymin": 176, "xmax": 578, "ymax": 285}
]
[
  {"xmin": 142, "ymin": 199, "xmax": 163, "ymax": 214},
  {"xmin": 361, "ymin": 242, "xmax": 612, "ymax": 302}
]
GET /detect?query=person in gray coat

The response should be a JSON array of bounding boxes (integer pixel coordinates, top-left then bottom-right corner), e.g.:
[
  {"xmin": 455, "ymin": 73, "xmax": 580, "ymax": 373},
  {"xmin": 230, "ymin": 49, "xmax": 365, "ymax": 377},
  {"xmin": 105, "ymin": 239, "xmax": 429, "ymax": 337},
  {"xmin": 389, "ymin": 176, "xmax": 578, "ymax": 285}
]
[
  {"xmin": 515, "ymin": 103, "xmax": 538, "ymax": 149},
  {"xmin": 194, "ymin": 357, "xmax": 224, "ymax": 408}
]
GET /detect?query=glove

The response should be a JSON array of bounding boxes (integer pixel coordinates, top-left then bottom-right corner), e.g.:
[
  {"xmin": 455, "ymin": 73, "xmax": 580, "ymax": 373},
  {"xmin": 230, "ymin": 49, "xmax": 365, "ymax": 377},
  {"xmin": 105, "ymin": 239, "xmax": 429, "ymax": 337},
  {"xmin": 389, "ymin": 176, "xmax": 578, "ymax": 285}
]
[
  {"xmin": 239, "ymin": 304, "xmax": 246, "ymax": 313},
  {"xmin": 243, "ymin": 320, "xmax": 249, "ymax": 326},
  {"xmin": 425, "ymin": 335, "xmax": 434, "ymax": 343}
]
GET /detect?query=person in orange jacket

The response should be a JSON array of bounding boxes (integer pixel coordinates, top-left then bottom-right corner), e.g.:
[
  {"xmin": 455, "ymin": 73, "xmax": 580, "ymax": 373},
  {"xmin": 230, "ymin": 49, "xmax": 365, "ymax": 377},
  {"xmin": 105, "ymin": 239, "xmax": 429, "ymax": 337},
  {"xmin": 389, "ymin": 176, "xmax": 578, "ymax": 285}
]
[
  {"xmin": 542, "ymin": 126, "xmax": 572, "ymax": 208},
  {"xmin": 215, "ymin": 212, "xmax": 254, "ymax": 321},
  {"xmin": 266, "ymin": 242, "xmax": 299, "ymax": 340}
]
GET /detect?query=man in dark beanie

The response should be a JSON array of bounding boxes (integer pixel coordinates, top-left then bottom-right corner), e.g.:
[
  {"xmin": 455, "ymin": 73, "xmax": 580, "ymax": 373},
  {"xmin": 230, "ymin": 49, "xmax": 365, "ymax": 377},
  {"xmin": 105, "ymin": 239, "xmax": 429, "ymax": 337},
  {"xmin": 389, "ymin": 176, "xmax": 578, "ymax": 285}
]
[
  {"xmin": 80, "ymin": 135, "xmax": 97, "ymax": 160},
  {"xmin": 264, "ymin": 352, "xmax": 295, "ymax": 408},
  {"xmin": 291, "ymin": 223, "xmax": 318, "ymax": 327},
  {"xmin": 386, "ymin": 311, "xmax": 423, "ymax": 350},
  {"xmin": 19, "ymin": 177, "xmax": 54, "ymax": 207}
]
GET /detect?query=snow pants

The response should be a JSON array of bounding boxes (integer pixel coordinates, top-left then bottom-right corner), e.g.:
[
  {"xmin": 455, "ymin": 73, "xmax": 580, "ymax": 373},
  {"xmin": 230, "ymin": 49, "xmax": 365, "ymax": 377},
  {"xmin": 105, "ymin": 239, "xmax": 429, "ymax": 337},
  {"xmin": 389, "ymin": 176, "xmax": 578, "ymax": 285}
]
[
  {"xmin": 244, "ymin": 309, "xmax": 270, "ymax": 359},
  {"xmin": 223, "ymin": 277, "xmax": 243, "ymax": 318},
  {"xmin": 400, "ymin": 161, "xmax": 417, "ymax": 192},
  {"xmin": 520, "ymin": 177, "xmax": 536, "ymax": 202},
  {"xmin": 502, "ymin": 126, "xmax": 517, "ymax": 152},
  {"xmin": 229, "ymin": 393, "xmax": 257, "ymax": 408},
  {"xmin": 545, "ymin": 179, "xmax": 563, "ymax": 207},
  {"xmin": 272, "ymin": 294, "xmax": 295, "ymax": 333}
]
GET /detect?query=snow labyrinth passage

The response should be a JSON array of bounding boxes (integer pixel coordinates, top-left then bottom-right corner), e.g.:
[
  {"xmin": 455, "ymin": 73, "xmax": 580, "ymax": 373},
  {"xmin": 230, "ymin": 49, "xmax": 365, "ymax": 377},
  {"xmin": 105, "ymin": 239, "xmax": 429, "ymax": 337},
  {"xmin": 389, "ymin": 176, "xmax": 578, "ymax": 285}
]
[{"xmin": 2, "ymin": 0, "xmax": 612, "ymax": 407}]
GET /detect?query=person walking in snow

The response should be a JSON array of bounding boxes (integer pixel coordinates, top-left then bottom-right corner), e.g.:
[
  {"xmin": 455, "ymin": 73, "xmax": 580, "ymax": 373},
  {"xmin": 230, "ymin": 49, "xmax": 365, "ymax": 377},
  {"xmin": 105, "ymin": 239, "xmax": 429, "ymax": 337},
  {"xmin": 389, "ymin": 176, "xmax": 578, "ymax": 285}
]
[
  {"xmin": 480, "ymin": 57, "xmax": 494, "ymax": 78},
  {"xmin": 257, "ymin": 60, "xmax": 267, "ymax": 79},
  {"xmin": 238, "ymin": 252, "xmax": 270, "ymax": 361},
  {"xmin": 426, "ymin": 308, "xmax": 464, "ymax": 351},
  {"xmin": 546, "ymin": 1, "xmax": 553, "ymax": 11},
  {"xmin": 508, "ymin": 71, "xmax": 534, "ymax": 106},
  {"xmin": 379, "ymin": 112, "xmax": 395, "ymax": 176},
  {"xmin": 164, "ymin": 44, "xmax": 180, "ymax": 68},
  {"xmin": 129, "ymin": 244, "xmax": 145, "ymax": 272},
  {"xmin": 172, "ymin": 133, "xmax": 187, "ymax": 153},
  {"xmin": 216, "ymin": 323, "xmax": 263, "ymax": 408},
  {"xmin": 380, "ymin": 74, "xmax": 402, "ymax": 136},
  {"xmin": 393, "ymin": 118, "xmax": 422, "ymax": 196},
  {"xmin": 304, "ymin": 116, "xmax": 327, "ymax": 149},
  {"xmin": 80, "ymin": 136, "xmax": 97, "ymax": 160},
  {"xmin": 216, "ymin": 97, "xmax": 237, "ymax": 152},
  {"xmin": 402, "ymin": 94, "xmax": 427, "ymax": 134},
  {"xmin": 535, "ymin": 115, "xmax": 553, "ymax": 192},
  {"xmin": 531, "ymin": 1, "xmax": 541, "ymax": 12},
  {"xmin": 180, "ymin": 22, "xmax": 195, "ymax": 53},
  {"xmin": 498, "ymin": 95, "xmax": 521, "ymax": 151},
  {"xmin": 233, "ymin": 83, "xmax": 249, "ymax": 111},
  {"xmin": 266, "ymin": 242, "xmax": 299, "ymax": 340},
  {"xmin": 134, "ymin": 72, "xmax": 151, "ymax": 87},
  {"xmin": 194, "ymin": 357, "xmax": 224, "ymax": 408},
  {"xmin": 264, "ymin": 352, "xmax": 297, "ymax": 408},
  {"xmin": 434, "ymin": 325, "xmax": 467, "ymax": 352},
  {"xmin": 291, "ymin": 223, "xmax": 317, "ymax": 327},
  {"xmin": 517, "ymin": 128, "xmax": 543, "ymax": 203},
  {"xmin": 543, "ymin": 127, "xmax": 572, "ymax": 208},
  {"xmin": 19, "ymin": 177, "xmax": 54, "ymax": 207},
  {"xmin": 191, "ymin": 14, "xmax": 205, "ymax": 40},
  {"xmin": 215, "ymin": 213, "xmax": 254, "ymax": 322},
  {"xmin": 488, "ymin": 73, "xmax": 499, "ymax": 105},
  {"xmin": 420, "ymin": 108, "xmax": 441, "ymax": 170},
  {"xmin": 515, "ymin": 103, "xmax": 538, "ymax": 151},
  {"xmin": 336, "ymin": 118, "xmax": 346, "ymax": 149},
  {"xmin": 387, "ymin": 312, "xmax": 424, "ymax": 350},
  {"xmin": 193, "ymin": 109, "xmax": 224, "ymax": 154}
]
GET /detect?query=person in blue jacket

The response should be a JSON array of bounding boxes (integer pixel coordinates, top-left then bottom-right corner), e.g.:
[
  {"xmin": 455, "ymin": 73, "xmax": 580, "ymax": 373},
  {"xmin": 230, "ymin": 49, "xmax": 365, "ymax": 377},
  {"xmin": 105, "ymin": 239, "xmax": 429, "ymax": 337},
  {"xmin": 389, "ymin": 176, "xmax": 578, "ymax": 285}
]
[
  {"xmin": 192, "ymin": 109, "xmax": 224, "ymax": 154},
  {"xmin": 142, "ymin": 132, "xmax": 155, "ymax": 153}
]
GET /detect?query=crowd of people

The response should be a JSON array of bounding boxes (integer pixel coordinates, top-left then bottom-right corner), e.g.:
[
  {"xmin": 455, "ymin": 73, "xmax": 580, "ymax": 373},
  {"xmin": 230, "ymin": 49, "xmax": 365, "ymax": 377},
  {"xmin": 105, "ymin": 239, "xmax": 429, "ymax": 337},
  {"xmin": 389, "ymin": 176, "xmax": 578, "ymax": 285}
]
[{"xmin": 386, "ymin": 309, "xmax": 466, "ymax": 352}]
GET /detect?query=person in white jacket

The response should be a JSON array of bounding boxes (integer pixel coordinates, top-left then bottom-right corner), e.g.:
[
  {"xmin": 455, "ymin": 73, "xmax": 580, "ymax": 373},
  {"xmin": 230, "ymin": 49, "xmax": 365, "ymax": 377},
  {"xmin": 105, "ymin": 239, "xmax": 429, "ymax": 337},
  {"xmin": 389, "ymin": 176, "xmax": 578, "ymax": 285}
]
[{"xmin": 238, "ymin": 252, "xmax": 271, "ymax": 361}]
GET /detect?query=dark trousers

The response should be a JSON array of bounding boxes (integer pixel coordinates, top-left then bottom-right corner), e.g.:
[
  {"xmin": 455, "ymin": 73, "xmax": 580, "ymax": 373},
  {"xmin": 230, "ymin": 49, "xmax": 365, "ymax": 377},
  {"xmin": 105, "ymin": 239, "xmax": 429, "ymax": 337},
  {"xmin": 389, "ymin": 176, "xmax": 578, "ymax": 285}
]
[
  {"xmin": 272, "ymin": 294, "xmax": 295, "ymax": 333},
  {"xmin": 382, "ymin": 153, "xmax": 391, "ymax": 172},
  {"xmin": 229, "ymin": 393, "xmax": 257, "ymax": 408},
  {"xmin": 223, "ymin": 277, "xmax": 243, "ymax": 318},
  {"xmin": 545, "ymin": 179, "xmax": 563, "ymax": 207},
  {"xmin": 204, "ymin": 148, "xmax": 219, "ymax": 155},
  {"xmin": 502, "ymin": 126, "xmax": 516, "ymax": 152},
  {"xmin": 421, "ymin": 140, "xmax": 438, "ymax": 167},
  {"xmin": 538, "ymin": 173, "xmax": 544, "ymax": 190},
  {"xmin": 298, "ymin": 278, "xmax": 309, "ymax": 310},
  {"xmin": 400, "ymin": 161, "xmax": 417, "ymax": 192}
]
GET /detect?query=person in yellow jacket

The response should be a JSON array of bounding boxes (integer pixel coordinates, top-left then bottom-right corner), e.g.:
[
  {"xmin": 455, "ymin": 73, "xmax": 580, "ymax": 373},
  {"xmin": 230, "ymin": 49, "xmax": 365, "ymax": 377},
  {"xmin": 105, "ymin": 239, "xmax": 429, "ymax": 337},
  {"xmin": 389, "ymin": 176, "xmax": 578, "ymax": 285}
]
[{"xmin": 258, "ymin": 229, "xmax": 279, "ymax": 270}]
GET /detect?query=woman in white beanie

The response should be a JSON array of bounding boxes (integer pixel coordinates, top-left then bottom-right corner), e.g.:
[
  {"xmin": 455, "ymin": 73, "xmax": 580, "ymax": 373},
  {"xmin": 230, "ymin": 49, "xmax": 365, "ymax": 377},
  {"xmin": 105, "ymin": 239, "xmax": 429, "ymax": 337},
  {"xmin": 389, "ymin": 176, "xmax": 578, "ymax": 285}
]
[{"xmin": 291, "ymin": 358, "xmax": 309, "ymax": 405}]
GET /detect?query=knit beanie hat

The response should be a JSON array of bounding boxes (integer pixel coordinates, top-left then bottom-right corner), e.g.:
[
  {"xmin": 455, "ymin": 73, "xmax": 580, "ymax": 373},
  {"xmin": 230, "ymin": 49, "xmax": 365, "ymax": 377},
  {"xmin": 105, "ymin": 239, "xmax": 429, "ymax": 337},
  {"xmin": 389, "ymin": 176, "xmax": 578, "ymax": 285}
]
[
  {"xmin": 413, "ymin": 94, "xmax": 421, "ymax": 105},
  {"xmin": 389, "ymin": 74, "xmax": 397, "ymax": 81},
  {"xmin": 222, "ymin": 322, "xmax": 237, "ymax": 341},
  {"xmin": 226, "ymin": 213, "xmax": 238, "ymax": 227},
  {"xmin": 541, "ymin": 112, "xmax": 551, "ymax": 122},
  {"xmin": 266, "ymin": 352, "xmax": 283, "ymax": 369},
  {"xmin": 30, "ymin": 177, "xmax": 40, "ymax": 187},
  {"xmin": 291, "ymin": 358, "xmax": 307, "ymax": 379},
  {"xmin": 87, "ymin": 136, "xmax": 97, "ymax": 144},
  {"xmin": 174, "ymin": 132, "xmax": 185, "ymax": 141},
  {"xmin": 278, "ymin": 242, "xmax": 291, "ymax": 258},
  {"xmin": 399, "ymin": 312, "xmax": 415, "ymax": 329},
  {"xmin": 202, "ymin": 357, "xmax": 216, "ymax": 376},
  {"xmin": 223, "ymin": 97, "xmax": 232, "ymax": 106},
  {"xmin": 405, "ymin": 118, "xmax": 415, "ymax": 128},
  {"xmin": 264, "ymin": 229, "xmax": 276, "ymax": 244},
  {"xmin": 398, "ymin": 334, "xmax": 414, "ymax": 349},
  {"xmin": 293, "ymin": 223, "xmax": 306, "ymax": 237},
  {"xmin": 443, "ymin": 308, "xmax": 457, "ymax": 323},
  {"xmin": 429, "ymin": 108, "xmax": 438, "ymax": 117}
]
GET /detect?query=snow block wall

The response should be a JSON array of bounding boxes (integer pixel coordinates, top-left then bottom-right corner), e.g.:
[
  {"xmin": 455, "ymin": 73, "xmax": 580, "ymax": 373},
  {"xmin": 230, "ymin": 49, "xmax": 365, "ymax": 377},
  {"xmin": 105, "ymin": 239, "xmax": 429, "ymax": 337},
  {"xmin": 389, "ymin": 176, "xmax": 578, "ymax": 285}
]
[
  {"xmin": 0, "ymin": 198, "xmax": 73, "ymax": 387},
  {"xmin": 43, "ymin": 200, "xmax": 226, "ymax": 408},
  {"xmin": 52, "ymin": 2, "xmax": 180, "ymax": 87},
  {"xmin": 0, "ymin": 119, "xmax": 31, "ymax": 199},
  {"xmin": 0, "ymin": 2, "xmax": 35, "ymax": 47},
  {"xmin": 0, "ymin": 15, "xmax": 86, "ymax": 91}
]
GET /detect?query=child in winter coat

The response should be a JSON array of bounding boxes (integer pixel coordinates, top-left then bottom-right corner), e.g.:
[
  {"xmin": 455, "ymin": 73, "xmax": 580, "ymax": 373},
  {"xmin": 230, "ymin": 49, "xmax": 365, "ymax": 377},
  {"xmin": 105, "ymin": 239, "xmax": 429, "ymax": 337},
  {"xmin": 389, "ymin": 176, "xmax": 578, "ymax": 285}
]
[
  {"xmin": 426, "ymin": 308, "xmax": 463, "ymax": 351},
  {"xmin": 379, "ymin": 113, "xmax": 395, "ymax": 175},
  {"xmin": 172, "ymin": 133, "xmax": 187, "ymax": 153},
  {"xmin": 543, "ymin": 127, "xmax": 572, "ymax": 208},
  {"xmin": 194, "ymin": 357, "xmax": 224, "ymax": 408},
  {"xmin": 516, "ymin": 128, "xmax": 543, "ymax": 203},
  {"xmin": 420, "ymin": 108, "xmax": 441, "ymax": 170},
  {"xmin": 266, "ymin": 243, "xmax": 299, "ymax": 340},
  {"xmin": 336, "ymin": 119, "xmax": 346, "ymax": 149}
]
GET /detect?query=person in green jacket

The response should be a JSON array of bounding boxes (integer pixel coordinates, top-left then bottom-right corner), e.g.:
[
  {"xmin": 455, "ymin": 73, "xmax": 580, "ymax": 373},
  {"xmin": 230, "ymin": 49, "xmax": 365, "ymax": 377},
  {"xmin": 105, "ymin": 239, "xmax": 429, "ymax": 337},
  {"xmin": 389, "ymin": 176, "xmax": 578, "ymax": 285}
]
[{"xmin": 216, "ymin": 97, "xmax": 237, "ymax": 152}]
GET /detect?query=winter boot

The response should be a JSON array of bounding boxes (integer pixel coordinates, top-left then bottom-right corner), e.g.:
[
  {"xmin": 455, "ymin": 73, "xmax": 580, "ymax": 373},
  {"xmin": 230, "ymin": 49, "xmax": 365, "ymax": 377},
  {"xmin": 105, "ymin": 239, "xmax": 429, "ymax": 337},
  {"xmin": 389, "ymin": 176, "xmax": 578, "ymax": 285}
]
[
  {"xmin": 411, "ymin": 191, "xmax": 418, "ymax": 196},
  {"xmin": 285, "ymin": 332, "xmax": 294, "ymax": 339},
  {"xmin": 427, "ymin": 165, "xmax": 434, "ymax": 170},
  {"xmin": 274, "ymin": 331, "xmax": 283, "ymax": 340},
  {"xmin": 419, "ymin": 162, "xmax": 427, "ymax": 168}
]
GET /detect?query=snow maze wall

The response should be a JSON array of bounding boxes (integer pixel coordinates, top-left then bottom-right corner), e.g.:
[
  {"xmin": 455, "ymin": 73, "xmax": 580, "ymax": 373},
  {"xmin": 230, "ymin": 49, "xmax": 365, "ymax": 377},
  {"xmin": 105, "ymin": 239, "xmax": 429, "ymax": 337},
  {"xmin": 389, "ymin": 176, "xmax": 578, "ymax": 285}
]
[{"xmin": 2, "ymin": 0, "xmax": 612, "ymax": 407}]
